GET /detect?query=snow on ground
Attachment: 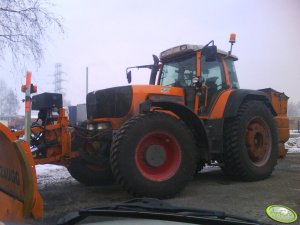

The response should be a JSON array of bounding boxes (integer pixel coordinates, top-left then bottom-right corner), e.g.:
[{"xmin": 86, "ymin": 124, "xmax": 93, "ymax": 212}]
[
  {"xmin": 35, "ymin": 164, "xmax": 75, "ymax": 188},
  {"xmin": 35, "ymin": 164, "xmax": 66, "ymax": 175},
  {"xmin": 201, "ymin": 165, "xmax": 221, "ymax": 173},
  {"xmin": 285, "ymin": 130, "xmax": 300, "ymax": 153},
  {"xmin": 285, "ymin": 136, "xmax": 300, "ymax": 153}
]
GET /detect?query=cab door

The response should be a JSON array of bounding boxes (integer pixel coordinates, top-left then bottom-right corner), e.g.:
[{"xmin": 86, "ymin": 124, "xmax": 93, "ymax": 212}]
[{"xmin": 197, "ymin": 54, "xmax": 228, "ymax": 115}]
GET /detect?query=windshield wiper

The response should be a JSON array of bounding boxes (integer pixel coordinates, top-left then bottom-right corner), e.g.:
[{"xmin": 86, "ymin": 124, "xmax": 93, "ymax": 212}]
[{"xmin": 57, "ymin": 198, "xmax": 265, "ymax": 225}]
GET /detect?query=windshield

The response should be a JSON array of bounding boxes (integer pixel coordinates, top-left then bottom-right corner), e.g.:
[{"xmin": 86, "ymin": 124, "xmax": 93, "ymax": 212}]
[{"xmin": 160, "ymin": 55, "xmax": 196, "ymax": 87}]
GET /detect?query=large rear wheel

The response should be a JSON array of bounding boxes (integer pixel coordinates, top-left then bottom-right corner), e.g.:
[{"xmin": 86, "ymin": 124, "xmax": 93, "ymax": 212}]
[
  {"xmin": 222, "ymin": 100, "xmax": 278, "ymax": 181},
  {"xmin": 111, "ymin": 112, "xmax": 198, "ymax": 198}
]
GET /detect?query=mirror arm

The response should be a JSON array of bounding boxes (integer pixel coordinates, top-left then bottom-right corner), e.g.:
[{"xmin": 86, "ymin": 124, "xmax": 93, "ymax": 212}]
[
  {"xmin": 126, "ymin": 65, "xmax": 153, "ymax": 72},
  {"xmin": 126, "ymin": 55, "xmax": 160, "ymax": 85},
  {"xmin": 149, "ymin": 55, "xmax": 160, "ymax": 85},
  {"xmin": 126, "ymin": 65, "xmax": 153, "ymax": 84}
]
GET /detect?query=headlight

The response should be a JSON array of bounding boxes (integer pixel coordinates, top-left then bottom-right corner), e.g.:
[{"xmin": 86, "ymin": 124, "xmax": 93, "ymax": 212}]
[
  {"xmin": 96, "ymin": 122, "xmax": 111, "ymax": 130},
  {"xmin": 87, "ymin": 124, "xmax": 95, "ymax": 131}
]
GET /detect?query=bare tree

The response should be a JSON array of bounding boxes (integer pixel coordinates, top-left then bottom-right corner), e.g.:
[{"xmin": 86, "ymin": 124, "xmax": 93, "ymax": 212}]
[
  {"xmin": 0, "ymin": 79, "xmax": 20, "ymax": 116},
  {"xmin": 3, "ymin": 89, "xmax": 20, "ymax": 116},
  {"xmin": 288, "ymin": 101, "xmax": 300, "ymax": 117},
  {"xmin": 0, "ymin": 0, "xmax": 63, "ymax": 65},
  {"xmin": 0, "ymin": 80, "xmax": 8, "ymax": 115}
]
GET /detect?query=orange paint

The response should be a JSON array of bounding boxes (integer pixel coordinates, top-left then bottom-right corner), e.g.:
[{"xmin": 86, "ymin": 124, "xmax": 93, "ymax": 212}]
[
  {"xmin": 13, "ymin": 108, "xmax": 73, "ymax": 166},
  {"xmin": 0, "ymin": 124, "xmax": 43, "ymax": 221},
  {"xmin": 203, "ymin": 86, "xmax": 208, "ymax": 108},
  {"xmin": 194, "ymin": 95, "xmax": 200, "ymax": 114},
  {"xmin": 24, "ymin": 72, "xmax": 32, "ymax": 113},
  {"xmin": 0, "ymin": 194, "xmax": 24, "ymax": 222},
  {"xmin": 92, "ymin": 85, "xmax": 186, "ymax": 128},
  {"xmin": 25, "ymin": 101, "xmax": 30, "ymax": 113},
  {"xmin": 221, "ymin": 57, "xmax": 230, "ymax": 87},
  {"xmin": 208, "ymin": 89, "xmax": 233, "ymax": 119},
  {"xmin": 196, "ymin": 51, "xmax": 201, "ymax": 77},
  {"xmin": 17, "ymin": 141, "xmax": 43, "ymax": 220},
  {"xmin": 194, "ymin": 51, "xmax": 202, "ymax": 113},
  {"xmin": 25, "ymin": 71, "xmax": 31, "ymax": 88}
]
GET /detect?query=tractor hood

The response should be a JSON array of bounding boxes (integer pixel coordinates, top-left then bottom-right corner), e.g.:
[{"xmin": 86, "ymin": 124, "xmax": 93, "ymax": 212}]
[{"xmin": 86, "ymin": 85, "xmax": 185, "ymax": 120}]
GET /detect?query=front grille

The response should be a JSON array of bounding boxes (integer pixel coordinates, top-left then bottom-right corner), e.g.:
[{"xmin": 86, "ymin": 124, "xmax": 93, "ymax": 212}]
[{"xmin": 86, "ymin": 86, "xmax": 132, "ymax": 119}]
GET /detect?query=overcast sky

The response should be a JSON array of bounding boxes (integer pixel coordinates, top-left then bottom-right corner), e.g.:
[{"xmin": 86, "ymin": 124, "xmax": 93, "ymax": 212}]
[{"xmin": 1, "ymin": 0, "xmax": 300, "ymax": 110}]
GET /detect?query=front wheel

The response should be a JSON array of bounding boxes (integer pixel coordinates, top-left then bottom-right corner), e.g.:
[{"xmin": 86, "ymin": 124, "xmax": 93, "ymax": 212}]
[
  {"xmin": 67, "ymin": 157, "xmax": 114, "ymax": 185},
  {"xmin": 67, "ymin": 133, "xmax": 114, "ymax": 185},
  {"xmin": 110, "ymin": 112, "xmax": 198, "ymax": 199},
  {"xmin": 222, "ymin": 100, "xmax": 278, "ymax": 181}
]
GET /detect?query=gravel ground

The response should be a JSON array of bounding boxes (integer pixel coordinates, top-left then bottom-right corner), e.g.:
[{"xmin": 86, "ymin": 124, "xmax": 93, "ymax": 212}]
[{"xmin": 26, "ymin": 152, "xmax": 300, "ymax": 225}]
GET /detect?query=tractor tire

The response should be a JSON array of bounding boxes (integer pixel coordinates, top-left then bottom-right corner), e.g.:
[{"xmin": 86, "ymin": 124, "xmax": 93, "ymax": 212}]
[
  {"xmin": 110, "ymin": 112, "xmax": 198, "ymax": 199},
  {"xmin": 222, "ymin": 100, "xmax": 278, "ymax": 181},
  {"xmin": 67, "ymin": 157, "xmax": 114, "ymax": 185}
]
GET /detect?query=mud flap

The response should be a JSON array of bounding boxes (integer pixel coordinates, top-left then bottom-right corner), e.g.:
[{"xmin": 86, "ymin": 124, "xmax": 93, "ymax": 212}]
[{"xmin": 0, "ymin": 123, "xmax": 43, "ymax": 222}]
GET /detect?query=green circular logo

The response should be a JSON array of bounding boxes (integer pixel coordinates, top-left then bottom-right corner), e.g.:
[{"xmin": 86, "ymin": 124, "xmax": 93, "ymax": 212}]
[{"xmin": 266, "ymin": 205, "xmax": 298, "ymax": 223}]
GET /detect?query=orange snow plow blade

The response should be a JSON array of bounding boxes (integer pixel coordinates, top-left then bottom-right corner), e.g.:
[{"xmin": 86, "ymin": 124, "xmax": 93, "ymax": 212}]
[{"xmin": 0, "ymin": 123, "xmax": 43, "ymax": 222}]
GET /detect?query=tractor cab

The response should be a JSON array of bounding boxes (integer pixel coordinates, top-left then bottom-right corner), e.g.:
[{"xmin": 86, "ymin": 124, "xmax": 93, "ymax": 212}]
[
  {"xmin": 126, "ymin": 35, "xmax": 240, "ymax": 116},
  {"xmin": 158, "ymin": 44, "xmax": 239, "ymax": 115}
]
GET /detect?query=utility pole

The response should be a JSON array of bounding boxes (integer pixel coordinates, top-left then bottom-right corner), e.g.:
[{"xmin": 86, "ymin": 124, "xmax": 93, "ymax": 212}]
[{"xmin": 86, "ymin": 67, "xmax": 89, "ymax": 95}]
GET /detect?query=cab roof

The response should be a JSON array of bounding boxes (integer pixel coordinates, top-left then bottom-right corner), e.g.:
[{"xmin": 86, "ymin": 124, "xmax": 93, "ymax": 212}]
[{"xmin": 160, "ymin": 44, "xmax": 238, "ymax": 61}]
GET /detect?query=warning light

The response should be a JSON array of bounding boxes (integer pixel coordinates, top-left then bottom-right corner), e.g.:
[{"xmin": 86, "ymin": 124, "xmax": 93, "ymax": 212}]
[{"xmin": 229, "ymin": 33, "xmax": 236, "ymax": 44}]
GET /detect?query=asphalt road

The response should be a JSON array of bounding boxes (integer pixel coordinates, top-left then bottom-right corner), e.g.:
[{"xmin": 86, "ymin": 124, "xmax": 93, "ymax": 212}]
[{"xmin": 28, "ymin": 153, "xmax": 300, "ymax": 225}]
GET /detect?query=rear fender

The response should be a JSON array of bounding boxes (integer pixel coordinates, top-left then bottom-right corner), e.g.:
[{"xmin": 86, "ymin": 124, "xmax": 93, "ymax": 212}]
[{"xmin": 224, "ymin": 89, "xmax": 276, "ymax": 118}]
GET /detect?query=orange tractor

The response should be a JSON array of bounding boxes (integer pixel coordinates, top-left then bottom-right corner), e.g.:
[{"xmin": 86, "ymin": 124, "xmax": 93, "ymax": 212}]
[{"xmin": 0, "ymin": 34, "xmax": 289, "ymax": 221}]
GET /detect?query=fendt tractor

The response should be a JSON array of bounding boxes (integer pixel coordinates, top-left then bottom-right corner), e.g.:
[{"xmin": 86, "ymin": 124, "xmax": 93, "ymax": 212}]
[{"xmin": 0, "ymin": 34, "xmax": 289, "ymax": 221}]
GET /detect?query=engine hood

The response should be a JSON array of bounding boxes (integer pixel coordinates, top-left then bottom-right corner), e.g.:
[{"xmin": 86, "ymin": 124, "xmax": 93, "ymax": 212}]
[{"xmin": 86, "ymin": 85, "xmax": 185, "ymax": 120}]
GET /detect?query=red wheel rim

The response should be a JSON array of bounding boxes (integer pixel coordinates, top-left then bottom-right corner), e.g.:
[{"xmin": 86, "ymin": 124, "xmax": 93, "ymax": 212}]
[
  {"xmin": 245, "ymin": 117, "xmax": 272, "ymax": 167},
  {"xmin": 135, "ymin": 131, "xmax": 182, "ymax": 182}
]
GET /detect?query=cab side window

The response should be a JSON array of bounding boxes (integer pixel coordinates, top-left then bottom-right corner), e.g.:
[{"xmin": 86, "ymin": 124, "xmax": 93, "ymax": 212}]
[
  {"xmin": 200, "ymin": 55, "xmax": 226, "ymax": 112},
  {"xmin": 226, "ymin": 58, "xmax": 240, "ymax": 89},
  {"xmin": 201, "ymin": 55, "xmax": 225, "ymax": 90}
]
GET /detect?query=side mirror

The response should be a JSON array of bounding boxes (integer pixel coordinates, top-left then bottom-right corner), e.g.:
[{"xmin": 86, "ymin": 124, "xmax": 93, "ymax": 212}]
[
  {"xmin": 192, "ymin": 76, "xmax": 204, "ymax": 83},
  {"xmin": 205, "ymin": 45, "xmax": 217, "ymax": 62},
  {"xmin": 127, "ymin": 70, "xmax": 132, "ymax": 83},
  {"xmin": 192, "ymin": 77, "xmax": 199, "ymax": 84}
]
